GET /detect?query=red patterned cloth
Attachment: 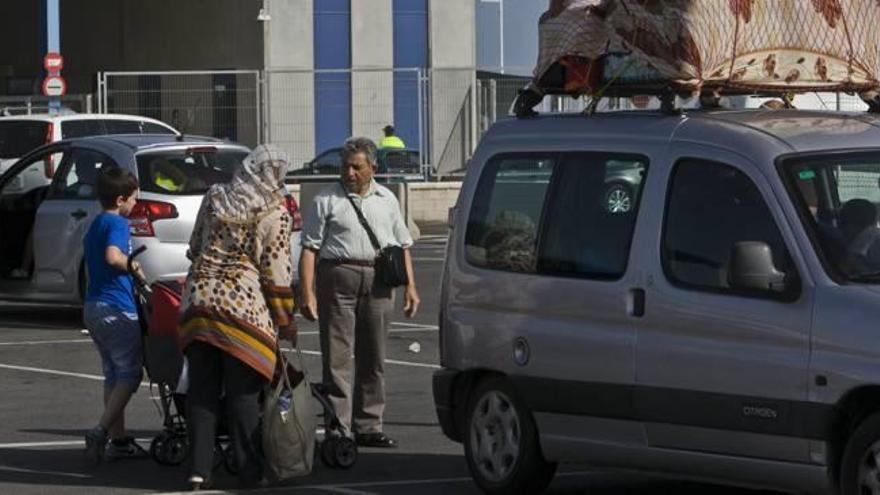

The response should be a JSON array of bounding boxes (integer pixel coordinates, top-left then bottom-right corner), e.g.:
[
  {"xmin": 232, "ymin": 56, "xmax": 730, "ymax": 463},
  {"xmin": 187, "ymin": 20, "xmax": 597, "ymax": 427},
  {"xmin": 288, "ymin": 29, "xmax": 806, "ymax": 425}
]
[{"xmin": 534, "ymin": 0, "xmax": 880, "ymax": 95}]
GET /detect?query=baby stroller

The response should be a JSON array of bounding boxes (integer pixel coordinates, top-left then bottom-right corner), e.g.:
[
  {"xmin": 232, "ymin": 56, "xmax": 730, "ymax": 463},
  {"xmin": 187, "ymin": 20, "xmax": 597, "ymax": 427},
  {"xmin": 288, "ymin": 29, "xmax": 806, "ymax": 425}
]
[
  {"xmin": 128, "ymin": 246, "xmax": 358, "ymax": 472},
  {"xmin": 128, "ymin": 246, "xmax": 237, "ymax": 472}
]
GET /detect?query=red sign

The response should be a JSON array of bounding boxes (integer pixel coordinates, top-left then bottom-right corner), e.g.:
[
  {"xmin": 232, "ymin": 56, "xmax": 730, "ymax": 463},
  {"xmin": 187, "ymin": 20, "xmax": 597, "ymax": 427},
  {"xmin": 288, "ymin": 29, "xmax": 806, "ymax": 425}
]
[
  {"xmin": 42, "ymin": 75, "xmax": 67, "ymax": 97},
  {"xmin": 43, "ymin": 52, "xmax": 63, "ymax": 73}
]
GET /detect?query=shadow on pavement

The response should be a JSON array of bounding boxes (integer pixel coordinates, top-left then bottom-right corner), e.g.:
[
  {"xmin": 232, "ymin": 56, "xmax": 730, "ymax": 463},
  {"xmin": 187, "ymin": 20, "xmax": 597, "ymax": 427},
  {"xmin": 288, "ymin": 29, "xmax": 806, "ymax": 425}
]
[
  {"xmin": 0, "ymin": 304, "xmax": 83, "ymax": 330},
  {"xmin": 0, "ymin": 448, "xmax": 472, "ymax": 493}
]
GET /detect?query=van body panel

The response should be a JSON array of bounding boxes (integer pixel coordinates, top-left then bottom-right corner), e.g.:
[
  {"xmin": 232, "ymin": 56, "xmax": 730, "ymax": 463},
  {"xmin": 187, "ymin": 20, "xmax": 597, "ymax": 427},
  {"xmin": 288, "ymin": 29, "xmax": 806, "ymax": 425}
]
[{"xmin": 436, "ymin": 110, "xmax": 880, "ymax": 494}]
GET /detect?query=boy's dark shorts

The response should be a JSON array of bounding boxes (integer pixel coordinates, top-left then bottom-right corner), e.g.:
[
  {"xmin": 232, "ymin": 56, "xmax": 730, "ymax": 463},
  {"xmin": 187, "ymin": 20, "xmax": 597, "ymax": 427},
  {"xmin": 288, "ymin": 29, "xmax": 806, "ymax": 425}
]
[{"xmin": 83, "ymin": 301, "xmax": 143, "ymax": 392}]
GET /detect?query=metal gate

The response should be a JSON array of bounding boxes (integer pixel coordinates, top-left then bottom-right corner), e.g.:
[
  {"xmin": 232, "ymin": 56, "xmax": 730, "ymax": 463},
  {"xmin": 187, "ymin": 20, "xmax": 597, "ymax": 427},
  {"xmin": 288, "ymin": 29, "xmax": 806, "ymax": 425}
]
[{"xmin": 97, "ymin": 70, "xmax": 262, "ymax": 146}]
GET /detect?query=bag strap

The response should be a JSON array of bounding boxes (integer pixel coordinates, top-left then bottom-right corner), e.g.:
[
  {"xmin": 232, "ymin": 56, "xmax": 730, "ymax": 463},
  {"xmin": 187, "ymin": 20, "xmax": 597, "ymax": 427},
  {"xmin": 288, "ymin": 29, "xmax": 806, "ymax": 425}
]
[{"xmin": 340, "ymin": 181, "xmax": 382, "ymax": 252}]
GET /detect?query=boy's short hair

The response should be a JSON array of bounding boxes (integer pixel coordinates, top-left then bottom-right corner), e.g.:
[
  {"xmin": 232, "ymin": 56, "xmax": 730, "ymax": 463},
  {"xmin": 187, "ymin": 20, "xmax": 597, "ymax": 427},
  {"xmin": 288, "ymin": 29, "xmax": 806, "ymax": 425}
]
[{"xmin": 97, "ymin": 167, "xmax": 139, "ymax": 209}]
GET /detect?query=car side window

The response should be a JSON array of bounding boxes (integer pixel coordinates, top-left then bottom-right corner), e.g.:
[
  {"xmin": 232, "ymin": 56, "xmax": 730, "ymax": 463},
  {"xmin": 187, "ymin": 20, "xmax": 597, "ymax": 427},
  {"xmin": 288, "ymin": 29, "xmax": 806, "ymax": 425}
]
[
  {"xmin": 141, "ymin": 122, "xmax": 176, "ymax": 135},
  {"xmin": 61, "ymin": 120, "xmax": 104, "ymax": 139},
  {"xmin": 50, "ymin": 148, "xmax": 119, "ymax": 200},
  {"xmin": 104, "ymin": 120, "xmax": 142, "ymax": 134},
  {"xmin": 466, "ymin": 156, "xmax": 555, "ymax": 273},
  {"xmin": 538, "ymin": 154, "xmax": 647, "ymax": 280},
  {"xmin": 662, "ymin": 159, "xmax": 793, "ymax": 294},
  {"xmin": 0, "ymin": 148, "xmax": 65, "ymax": 196}
]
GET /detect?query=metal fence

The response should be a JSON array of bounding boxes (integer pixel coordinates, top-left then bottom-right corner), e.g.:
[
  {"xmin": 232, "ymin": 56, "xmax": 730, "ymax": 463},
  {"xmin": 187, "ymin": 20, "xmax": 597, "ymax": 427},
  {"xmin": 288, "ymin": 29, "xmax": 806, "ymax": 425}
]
[
  {"xmin": 0, "ymin": 94, "xmax": 95, "ymax": 115},
  {"xmin": 94, "ymin": 67, "xmax": 874, "ymax": 178},
  {"xmin": 97, "ymin": 70, "xmax": 262, "ymax": 146}
]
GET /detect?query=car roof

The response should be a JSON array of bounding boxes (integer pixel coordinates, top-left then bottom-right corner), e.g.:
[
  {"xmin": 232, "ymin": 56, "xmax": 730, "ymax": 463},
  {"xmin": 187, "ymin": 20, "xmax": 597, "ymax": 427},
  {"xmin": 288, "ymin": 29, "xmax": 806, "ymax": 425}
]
[
  {"xmin": 27, "ymin": 135, "xmax": 247, "ymax": 170},
  {"xmin": 0, "ymin": 113, "xmax": 174, "ymax": 126},
  {"xmin": 481, "ymin": 109, "xmax": 880, "ymax": 161}
]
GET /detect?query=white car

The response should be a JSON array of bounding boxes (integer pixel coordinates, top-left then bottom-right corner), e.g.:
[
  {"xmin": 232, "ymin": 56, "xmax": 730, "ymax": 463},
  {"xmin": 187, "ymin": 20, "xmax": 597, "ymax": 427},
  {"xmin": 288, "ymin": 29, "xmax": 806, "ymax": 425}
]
[
  {"xmin": 0, "ymin": 113, "xmax": 179, "ymax": 193},
  {"xmin": 0, "ymin": 134, "xmax": 301, "ymax": 304}
]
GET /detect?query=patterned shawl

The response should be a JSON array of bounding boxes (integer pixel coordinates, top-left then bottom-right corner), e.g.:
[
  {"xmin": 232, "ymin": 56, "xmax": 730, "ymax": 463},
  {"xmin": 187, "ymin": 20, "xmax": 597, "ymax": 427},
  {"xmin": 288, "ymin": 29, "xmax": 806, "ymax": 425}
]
[{"xmin": 207, "ymin": 144, "xmax": 290, "ymax": 223}]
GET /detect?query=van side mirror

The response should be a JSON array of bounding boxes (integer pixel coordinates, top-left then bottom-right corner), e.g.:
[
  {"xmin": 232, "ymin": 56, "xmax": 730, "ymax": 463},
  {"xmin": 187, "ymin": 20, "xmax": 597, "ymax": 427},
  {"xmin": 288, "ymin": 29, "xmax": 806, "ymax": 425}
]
[{"xmin": 728, "ymin": 241, "xmax": 787, "ymax": 293}]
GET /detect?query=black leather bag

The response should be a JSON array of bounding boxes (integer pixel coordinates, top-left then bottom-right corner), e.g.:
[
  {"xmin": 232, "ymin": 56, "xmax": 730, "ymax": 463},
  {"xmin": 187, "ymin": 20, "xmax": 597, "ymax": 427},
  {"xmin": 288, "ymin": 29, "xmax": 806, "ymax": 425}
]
[
  {"xmin": 343, "ymin": 186, "xmax": 410, "ymax": 288},
  {"xmin": 375, "ymin": 244, "xmax": 409, "ymax": 287}
]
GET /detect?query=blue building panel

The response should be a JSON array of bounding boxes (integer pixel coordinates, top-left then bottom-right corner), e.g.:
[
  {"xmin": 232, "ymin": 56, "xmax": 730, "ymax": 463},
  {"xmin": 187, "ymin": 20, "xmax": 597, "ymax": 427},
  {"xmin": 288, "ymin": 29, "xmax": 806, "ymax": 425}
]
[
  {"xmin": 314, "ymin": 0, "xmax": 351, "ymax": 154},
  {"xmin": 392, "ymin": 0, "xmax": 428, "ymax": 156},
  {"xmin": 314, "ymin": 72, "xmax": 352, "ymax": 154}
]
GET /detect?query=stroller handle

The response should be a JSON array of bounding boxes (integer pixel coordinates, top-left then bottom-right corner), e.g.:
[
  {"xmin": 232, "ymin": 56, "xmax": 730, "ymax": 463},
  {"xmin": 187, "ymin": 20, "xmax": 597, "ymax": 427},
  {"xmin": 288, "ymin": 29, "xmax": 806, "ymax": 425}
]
[{"xmin": 129, "ymin": 245, "xmax": 151, "ymax": 297}]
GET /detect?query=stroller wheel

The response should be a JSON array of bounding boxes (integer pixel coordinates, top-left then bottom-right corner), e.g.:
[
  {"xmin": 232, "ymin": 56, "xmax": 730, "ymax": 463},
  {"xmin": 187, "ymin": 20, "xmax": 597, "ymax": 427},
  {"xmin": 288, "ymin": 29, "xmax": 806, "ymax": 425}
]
[
  {"xmin": 332, "ymin": 436, "xmax": 357, "ymax": 469},
  {"xmin": 151, "ymin": 432, "xmax": 188, "ymax": 466},
  {"xmin": 223, "ymin": 444, "xmax": 238, "ymax": 475},
  {"xmin": 320, "ymin": 438, "xmax": 339, "ymax": 468}
]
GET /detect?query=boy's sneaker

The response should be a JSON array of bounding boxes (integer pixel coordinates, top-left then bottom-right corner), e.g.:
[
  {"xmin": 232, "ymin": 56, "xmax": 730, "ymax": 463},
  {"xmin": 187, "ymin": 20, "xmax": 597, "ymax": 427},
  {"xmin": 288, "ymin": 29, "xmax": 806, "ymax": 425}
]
[
  {"xmin": 83, "ymin": 426, "xmax": 107, "ymax": 467},
  {"xmin": 105, "ymin": 437, "xmax": 149, "ymax": 461}
]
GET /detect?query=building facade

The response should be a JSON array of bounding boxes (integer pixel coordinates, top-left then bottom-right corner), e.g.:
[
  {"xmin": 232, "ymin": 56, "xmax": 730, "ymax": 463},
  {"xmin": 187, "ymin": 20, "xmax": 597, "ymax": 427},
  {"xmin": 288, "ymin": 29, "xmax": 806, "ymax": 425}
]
[{"xmin": 0, "ymin": 0, "xmax": 476, "ymax": 172}]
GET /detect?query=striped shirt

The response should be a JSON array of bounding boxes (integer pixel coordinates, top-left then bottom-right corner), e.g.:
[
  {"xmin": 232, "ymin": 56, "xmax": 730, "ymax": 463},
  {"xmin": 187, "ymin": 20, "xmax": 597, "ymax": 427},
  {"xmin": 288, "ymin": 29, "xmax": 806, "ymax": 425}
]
[{"xmin": 302, "ymin": 181, "xmax": 413, "ymax": 261}]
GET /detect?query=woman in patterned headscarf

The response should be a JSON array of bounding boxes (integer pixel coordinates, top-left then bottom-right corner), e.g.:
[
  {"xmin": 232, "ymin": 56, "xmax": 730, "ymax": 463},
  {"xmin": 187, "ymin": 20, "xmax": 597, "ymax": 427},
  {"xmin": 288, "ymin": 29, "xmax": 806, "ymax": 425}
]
[{"xmin": 179, "ymin": 144, "xmax": 296, "ymax": 490}]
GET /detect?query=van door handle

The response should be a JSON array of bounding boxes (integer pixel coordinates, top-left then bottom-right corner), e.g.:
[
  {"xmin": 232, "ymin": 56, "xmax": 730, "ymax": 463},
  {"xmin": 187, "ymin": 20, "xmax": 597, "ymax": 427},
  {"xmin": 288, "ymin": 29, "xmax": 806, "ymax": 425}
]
[
  {"xmin": 628, "ymin": 288, "xmax": 645, "ymax": 317},
  {"xmin": 70, "ymin": 209, "xmax": 87, "ymax": 220}
]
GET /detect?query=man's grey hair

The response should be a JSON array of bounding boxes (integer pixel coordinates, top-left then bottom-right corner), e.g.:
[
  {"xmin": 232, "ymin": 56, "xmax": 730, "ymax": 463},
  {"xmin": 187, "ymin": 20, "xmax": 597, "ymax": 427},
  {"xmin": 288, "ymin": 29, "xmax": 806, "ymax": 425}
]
[{"xmin": 341, "ymin": 137, "xmax": 378, "ymax": 166}]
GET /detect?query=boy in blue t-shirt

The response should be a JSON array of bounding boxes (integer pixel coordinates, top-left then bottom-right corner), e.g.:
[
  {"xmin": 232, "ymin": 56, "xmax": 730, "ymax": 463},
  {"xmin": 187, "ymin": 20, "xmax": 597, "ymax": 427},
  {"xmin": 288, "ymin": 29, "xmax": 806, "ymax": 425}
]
[{"xmin": 82, "ymin": 167, "xmax": 147, "ymax": 465}]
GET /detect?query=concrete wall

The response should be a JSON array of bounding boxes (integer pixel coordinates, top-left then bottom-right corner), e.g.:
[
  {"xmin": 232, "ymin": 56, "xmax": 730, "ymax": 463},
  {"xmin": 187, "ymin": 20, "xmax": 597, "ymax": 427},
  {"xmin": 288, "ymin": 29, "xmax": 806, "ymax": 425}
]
[
  {"xmin": 408, "ymin": 182, "xmax": 462, "ymax": 223},
  {"xmin": 287, "ymin": 181, "xmax": 463, "ymax": 230},
  {"xmin": 351, "ymin": 0, "xmax": 394, "ymax": 141},
  {"xmin": 266, "ymin": 0, "xmax": 315, "ymax": 168}
]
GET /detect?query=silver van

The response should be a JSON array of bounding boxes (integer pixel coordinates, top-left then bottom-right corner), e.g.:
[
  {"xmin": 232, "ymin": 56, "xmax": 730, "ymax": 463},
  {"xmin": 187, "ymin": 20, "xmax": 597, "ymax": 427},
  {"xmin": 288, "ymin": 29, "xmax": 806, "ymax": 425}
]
[{"xmin": 434, "ymin": 110, "xmax": 880, "ymax": 494}]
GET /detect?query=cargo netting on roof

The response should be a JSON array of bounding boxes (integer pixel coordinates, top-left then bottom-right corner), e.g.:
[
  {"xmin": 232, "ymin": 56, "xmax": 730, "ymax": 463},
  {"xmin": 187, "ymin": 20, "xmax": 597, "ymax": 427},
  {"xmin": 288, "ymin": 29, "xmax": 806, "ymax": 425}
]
[{"xmin": 532, "ymin": 0, "xmax": 880, "ymax": 96}]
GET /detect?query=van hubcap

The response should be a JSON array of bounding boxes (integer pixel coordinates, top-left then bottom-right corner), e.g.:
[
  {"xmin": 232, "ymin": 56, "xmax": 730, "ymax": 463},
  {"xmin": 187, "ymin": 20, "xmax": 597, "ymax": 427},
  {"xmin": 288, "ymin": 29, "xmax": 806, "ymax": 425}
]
[
  {"xmin": 606, "ymin": 187, "xmax": 631, "ymax": 213},
  {"xmin": 470, "ymin": 390, "xmax": 520, "ymax": 482},
  {"xmin": 857, "ymin": 441, "xmax": 880, "ymax": 494}
]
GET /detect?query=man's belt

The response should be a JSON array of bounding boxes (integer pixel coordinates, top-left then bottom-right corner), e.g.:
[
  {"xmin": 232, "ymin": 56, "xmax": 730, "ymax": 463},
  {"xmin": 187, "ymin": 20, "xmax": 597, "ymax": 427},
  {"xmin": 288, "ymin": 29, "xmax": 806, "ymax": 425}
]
[{"xmin": 319, "ymin": 258, "xmax": 375, "ymax": 267}]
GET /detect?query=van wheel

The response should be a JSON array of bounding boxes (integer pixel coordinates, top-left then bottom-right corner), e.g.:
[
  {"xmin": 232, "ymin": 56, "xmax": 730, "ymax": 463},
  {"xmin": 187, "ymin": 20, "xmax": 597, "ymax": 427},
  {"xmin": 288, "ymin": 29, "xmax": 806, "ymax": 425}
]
[
  {"xmin": 840, "ymin": 412, "xmax": 880, "ymax": 494},
  {"xmin": 464, "ymin": 377, "xmax": 556, "ymax": 495}
]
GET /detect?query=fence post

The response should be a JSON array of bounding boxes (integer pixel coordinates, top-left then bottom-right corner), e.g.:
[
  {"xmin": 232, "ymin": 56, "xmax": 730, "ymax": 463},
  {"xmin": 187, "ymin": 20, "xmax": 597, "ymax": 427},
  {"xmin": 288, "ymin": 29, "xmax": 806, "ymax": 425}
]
[{"xmin": 255, "ymin": 70, "xmax": 264, "ymax": 144}]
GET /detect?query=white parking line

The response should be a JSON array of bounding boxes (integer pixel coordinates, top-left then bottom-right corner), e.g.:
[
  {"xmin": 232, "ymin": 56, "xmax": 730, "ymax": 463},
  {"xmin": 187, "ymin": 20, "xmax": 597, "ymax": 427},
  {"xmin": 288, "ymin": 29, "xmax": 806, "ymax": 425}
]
[
  {"xmin": 0, "ymin": 465, "xmax": 92, "ymax": 479},
  {"xmin": 282, "ymin": 349, "xmax": 440, "ymax": 370},
  {"xmin": 0, "ymin": 363, "xmax": 151, "ymax": 387},
  {"xmin": 390, "ymin": 321, "xmax": 438, "ymax": 329},
  {"xmin": 0, "ymin": 338, "xmax": 91, "ymax": 346},
  {"xmin": 0, "ymin": 437, "xmax": 154, "ymax": 449},
  {"xmin": 0, "ymin": 323, "xmax": 438, "ymax": 346}
]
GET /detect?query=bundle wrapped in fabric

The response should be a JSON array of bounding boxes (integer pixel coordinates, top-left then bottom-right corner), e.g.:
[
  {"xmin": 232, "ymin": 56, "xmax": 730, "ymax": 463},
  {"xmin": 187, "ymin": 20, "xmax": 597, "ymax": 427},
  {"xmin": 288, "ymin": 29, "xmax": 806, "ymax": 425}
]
[{"xmin": 527, "ymin": 0, "xmax": 880, "ymax": 102}]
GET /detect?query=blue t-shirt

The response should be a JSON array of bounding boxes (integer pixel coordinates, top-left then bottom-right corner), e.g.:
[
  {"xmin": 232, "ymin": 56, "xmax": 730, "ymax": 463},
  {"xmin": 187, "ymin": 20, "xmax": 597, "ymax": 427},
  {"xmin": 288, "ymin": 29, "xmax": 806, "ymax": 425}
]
[{"xmin": 83, "ymin": 213, "xmax": 136, "ymax": 313}]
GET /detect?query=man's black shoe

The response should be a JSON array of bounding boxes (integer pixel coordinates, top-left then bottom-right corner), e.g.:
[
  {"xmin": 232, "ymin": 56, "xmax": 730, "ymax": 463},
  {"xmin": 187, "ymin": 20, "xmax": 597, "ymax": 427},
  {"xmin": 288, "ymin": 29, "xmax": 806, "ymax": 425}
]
[{"xmin": 355, "ymin": 432, "xmax": 398, "ymax": 448}]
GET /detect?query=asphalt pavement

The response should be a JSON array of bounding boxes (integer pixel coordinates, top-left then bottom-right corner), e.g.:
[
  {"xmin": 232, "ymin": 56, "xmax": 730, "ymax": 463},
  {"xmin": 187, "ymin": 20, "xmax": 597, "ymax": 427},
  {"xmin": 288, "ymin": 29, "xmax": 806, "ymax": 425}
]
[{"xmin": 0, "ymin": 230, "xmax": 782, "ymax": 494}]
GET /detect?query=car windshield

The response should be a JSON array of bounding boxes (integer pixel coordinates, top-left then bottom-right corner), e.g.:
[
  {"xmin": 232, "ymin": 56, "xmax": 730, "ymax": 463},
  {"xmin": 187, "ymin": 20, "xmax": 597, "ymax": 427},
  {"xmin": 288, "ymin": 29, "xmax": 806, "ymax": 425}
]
[
  {"xmin": 0, "ymin": 121, "xmax": 49, "ymax": 159},
  {"xmin": 784, "ymin": 152, "xmax": 880, "ymax": 282},
  {"xmin": 136, "ymin": 147, "xmax": 247, "ymax": 195}
]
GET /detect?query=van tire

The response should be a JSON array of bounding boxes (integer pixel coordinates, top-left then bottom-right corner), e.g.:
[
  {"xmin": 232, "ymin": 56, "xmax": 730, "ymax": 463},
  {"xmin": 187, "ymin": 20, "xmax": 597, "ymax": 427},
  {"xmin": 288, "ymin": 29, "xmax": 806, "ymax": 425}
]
[
  {"xmin": 840, "ymin": 411, "xmax": 880, "ymax": 495},
  {"xmin": 464, "ymin": 376, "xmax": 556, "ymax": 494}
]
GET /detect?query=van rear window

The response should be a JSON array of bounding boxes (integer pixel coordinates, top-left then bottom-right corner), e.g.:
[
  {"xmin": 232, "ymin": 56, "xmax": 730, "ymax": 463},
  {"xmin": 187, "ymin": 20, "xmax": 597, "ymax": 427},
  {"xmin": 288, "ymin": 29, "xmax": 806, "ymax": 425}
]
[
  {"xmin": 136, "ymin": 148, "xmax": 247, "ymax": 195},
  {"xmin": 0, "ymin": 121, "xmax": 49, "ymax": 158}
]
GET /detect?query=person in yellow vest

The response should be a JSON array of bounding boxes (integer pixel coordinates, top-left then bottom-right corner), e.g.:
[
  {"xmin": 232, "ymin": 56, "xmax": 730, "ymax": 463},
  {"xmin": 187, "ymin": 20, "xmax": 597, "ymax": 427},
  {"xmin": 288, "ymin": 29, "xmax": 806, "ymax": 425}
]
[
  {"xmin": 379, "ymin": 125, "xmax": 405, "ymax": 149},
  {"xmin": 149, "ymin": 157, "xmax": 186, "ymax": 192}
]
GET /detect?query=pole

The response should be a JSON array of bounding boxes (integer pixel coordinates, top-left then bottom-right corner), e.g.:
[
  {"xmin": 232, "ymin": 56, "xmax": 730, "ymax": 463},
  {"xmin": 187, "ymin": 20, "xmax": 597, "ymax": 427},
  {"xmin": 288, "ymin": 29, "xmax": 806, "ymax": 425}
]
[
  {"xmin": 46, "ymin": 0, "xmax": 60, "ymax": 115},
  {"xmin": 498, "ymin": 0, "xmax": 505, "ymax": 75}
]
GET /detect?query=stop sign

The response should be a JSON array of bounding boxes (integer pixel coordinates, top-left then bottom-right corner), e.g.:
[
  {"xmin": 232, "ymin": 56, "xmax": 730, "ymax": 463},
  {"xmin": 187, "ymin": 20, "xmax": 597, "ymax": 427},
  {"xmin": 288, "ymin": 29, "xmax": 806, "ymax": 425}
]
[
  {"xmin": 43, "ymin": 52, "xmax": 64, "ymax": 73},
  {"xmin": 42, "ymin": 75, "xmax": 67, "ymax": 97}
]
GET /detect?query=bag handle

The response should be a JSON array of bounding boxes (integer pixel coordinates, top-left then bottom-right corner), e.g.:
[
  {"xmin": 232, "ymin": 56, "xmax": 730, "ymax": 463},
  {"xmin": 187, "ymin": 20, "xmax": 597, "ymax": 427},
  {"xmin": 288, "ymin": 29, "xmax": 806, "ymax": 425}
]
[
  {"xmin": 340, "ymin": 181, "xmax": 382, "ymax": 252},
  {"xmin": 275, "ymin": 346, "xmax": 310, "ymax": 393}
]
